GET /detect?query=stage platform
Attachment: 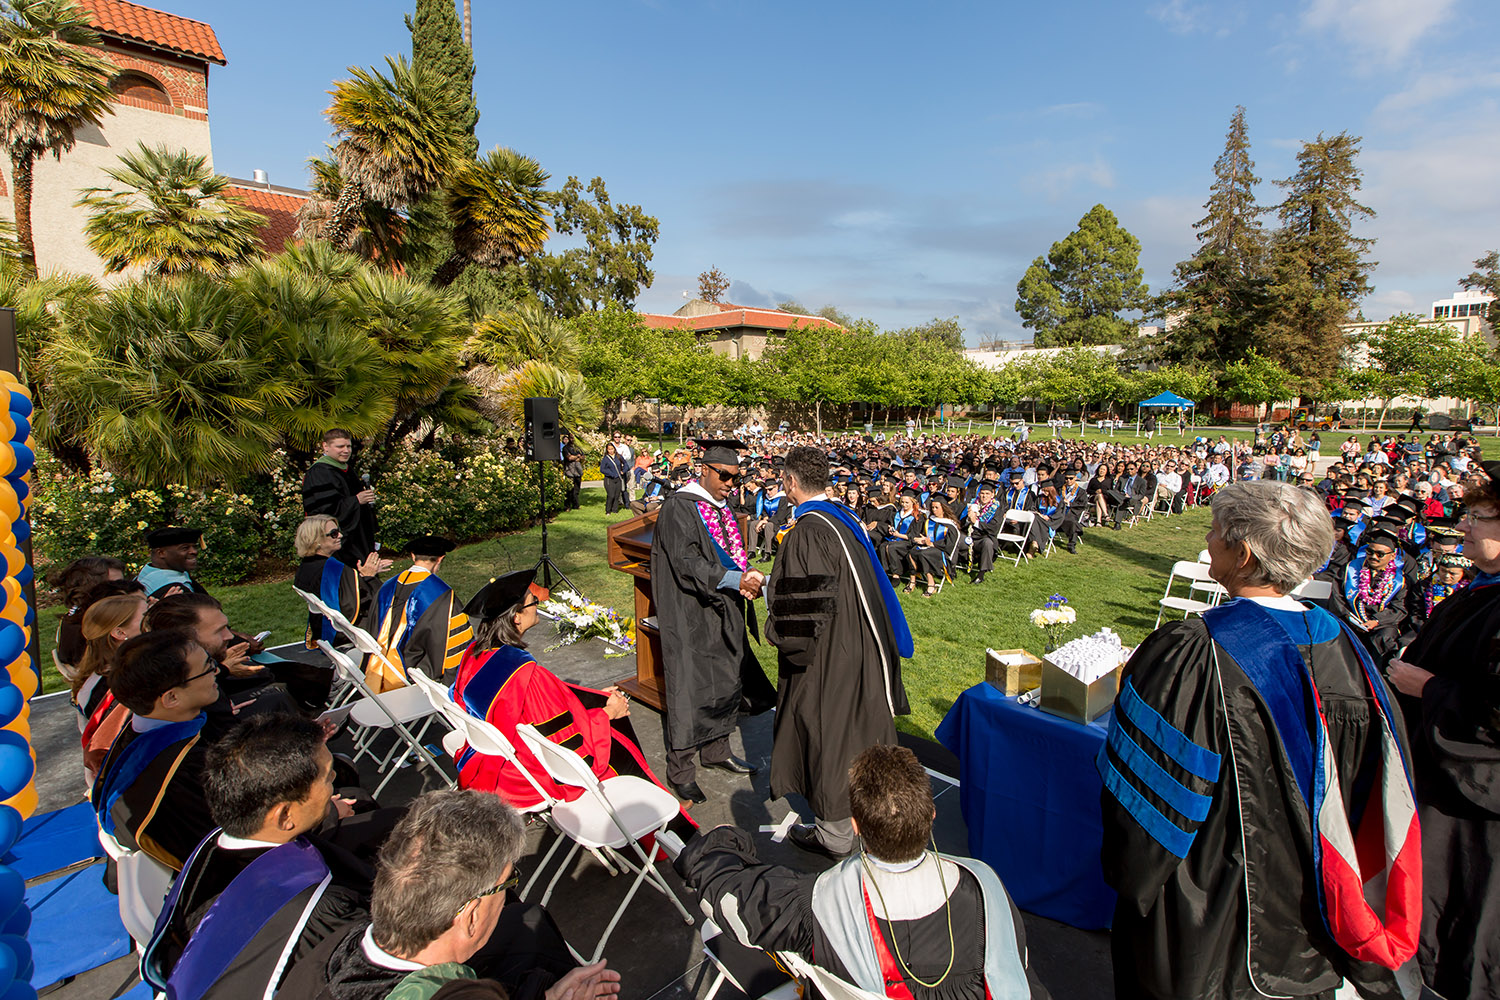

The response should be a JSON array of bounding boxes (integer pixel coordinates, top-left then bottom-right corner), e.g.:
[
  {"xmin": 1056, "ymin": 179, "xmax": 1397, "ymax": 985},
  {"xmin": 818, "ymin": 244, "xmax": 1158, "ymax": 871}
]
[{"xmin": 30, "ymin": 619, "xmax": 1111, "ymax": 1000}]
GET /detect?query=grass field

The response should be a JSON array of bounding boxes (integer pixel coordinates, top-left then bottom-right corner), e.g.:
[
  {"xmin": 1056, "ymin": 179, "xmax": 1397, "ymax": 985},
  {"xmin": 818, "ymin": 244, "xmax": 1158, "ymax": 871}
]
[{"xmin": 41, "ymin": 487, "xmax": 1215, "ymax": 741}]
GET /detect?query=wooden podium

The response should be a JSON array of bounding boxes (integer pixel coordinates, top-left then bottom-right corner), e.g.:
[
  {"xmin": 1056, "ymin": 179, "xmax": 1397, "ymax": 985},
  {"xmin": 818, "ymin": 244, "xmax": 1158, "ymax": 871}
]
[{"xmin": 606, "ymin": 510, "xmax": 665, "ymax": 710}]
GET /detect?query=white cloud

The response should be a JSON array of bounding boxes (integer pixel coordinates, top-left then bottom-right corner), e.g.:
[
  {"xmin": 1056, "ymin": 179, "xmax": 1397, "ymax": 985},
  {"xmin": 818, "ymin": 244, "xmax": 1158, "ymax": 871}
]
[
  {"xmin": 1039, "ymin": 102, "xmax": 1104, "ymax": 118},
  {"xmin": 1373, "ymin": 69, "xmax": 1500, "ymax": 120},
  {"xmin": 1024, "ymin": 157, "xmax": 1117, "ymax": 201},
  {"xmin": 1150, "ymin": 0, "xmax": 1212, "ymax": 34},
  {"xmin": 1301, "ymin": 0, "xmax": 1459, "ymax": 65}
]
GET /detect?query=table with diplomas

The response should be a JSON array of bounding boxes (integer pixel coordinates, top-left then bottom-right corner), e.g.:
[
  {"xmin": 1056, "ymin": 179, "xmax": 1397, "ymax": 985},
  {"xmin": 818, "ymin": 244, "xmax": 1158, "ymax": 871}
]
[{"xmin": 935, "ymin": 682, "xmax": 1117, "ymax": 930}]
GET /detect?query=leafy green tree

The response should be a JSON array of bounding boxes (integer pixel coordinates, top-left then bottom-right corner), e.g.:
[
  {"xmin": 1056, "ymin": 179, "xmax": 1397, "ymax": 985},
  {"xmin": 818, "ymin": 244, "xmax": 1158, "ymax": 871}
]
[
  {"xmin": 0, "ymin": 0, "xmax": 114, "ymax": 277},
  {"xmin": 1459, "ymin": 250, "xmax": 1498, "ymax": 302},
  {"xmin": 1444, "ymin": 338, "xmax": 1500, "ymax": 431},
  {"xmin": 76, "ymin": 143, "xmax": 266, "ymax": 276},
  {"xmin": 1015, "ymin": 204, "xmax": 1149, "ymax": 346},
  {"xmin": 761, "ymin": 324, "xmax": 856, "ymax": 434},
  {"xmin": 407, "ymin": 0, "xmax": 478, "ymax": 160},
  {"xmin": 1161, "ymin": 107, "xmax": 1269, "ymax": 366},
  {"xmin": 901, "ymin": 316, "xmax": 966, "ymax": 351},
  {"xmin": 300, "ymin": 153, "xmax": 415, "ymax": 268},
  {"xmin": 1354, "ymin": 313, "xmax": 1466, "ymax": 429},
  {"xmin": 314, "ymin": 56, "xmax": 463, "ymax": 251},
  {"xmin": 1263, "ymin": 132, "xmax": 1376, "ymax": 384},
  {"xmin": 524, "ymin": 177, "xmax": 659, "ymax": 315},
  {"xmin": 431, "ymin": 147, "xmax": 550, "ymax": 287},
  {"xmin": 1217, "ymin": 349, "xmax": 1293, "ymax": 410}
]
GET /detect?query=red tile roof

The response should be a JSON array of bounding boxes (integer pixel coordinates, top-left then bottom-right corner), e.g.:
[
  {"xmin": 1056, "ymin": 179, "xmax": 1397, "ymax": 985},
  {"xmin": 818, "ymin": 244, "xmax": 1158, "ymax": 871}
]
[
  {"xmin": 640, "ymin": 306, "xmax": 843, "ymax": 334},
  {"xmin": 223, "ymin": 183, "xmax": 307, "ymax": 255},
  {"xmin": 75, "ymin": 0, "xmax": 225, "ymax": 65}
]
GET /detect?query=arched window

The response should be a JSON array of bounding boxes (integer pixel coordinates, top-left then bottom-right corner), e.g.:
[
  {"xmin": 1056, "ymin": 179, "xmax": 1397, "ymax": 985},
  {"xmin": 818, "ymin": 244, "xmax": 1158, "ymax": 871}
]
[{"xmin": 110, "ymin": 71, "xmax": 171, "ymax": 107}]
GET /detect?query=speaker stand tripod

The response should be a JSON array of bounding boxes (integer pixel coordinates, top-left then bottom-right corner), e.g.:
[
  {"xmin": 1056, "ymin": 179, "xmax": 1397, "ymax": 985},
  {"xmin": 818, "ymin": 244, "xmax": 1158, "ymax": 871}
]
[{"xmin": 531, "ymin": 459, "xmax": 578, "ymax": 593}]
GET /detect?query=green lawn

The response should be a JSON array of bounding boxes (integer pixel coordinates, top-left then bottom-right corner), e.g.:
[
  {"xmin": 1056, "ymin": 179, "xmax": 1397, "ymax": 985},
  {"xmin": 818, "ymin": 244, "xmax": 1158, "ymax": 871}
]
[{"xmin": 42, "ymin": 488, "xmax": 1213, "ymax": 742}]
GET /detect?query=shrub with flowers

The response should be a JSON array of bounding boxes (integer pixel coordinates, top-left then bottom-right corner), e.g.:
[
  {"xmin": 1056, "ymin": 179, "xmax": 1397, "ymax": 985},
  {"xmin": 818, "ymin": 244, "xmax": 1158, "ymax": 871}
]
[
  {"xmin": 372, "ymin": 446, "xmax": 566, "ymax": 547},
  {"xmin": 1028, "ymin": 593, "xmax": 1078, "ymax": 653},
  {"xmin": 538, "ymin": 590, "xmax": 634, "ymax": 655}
]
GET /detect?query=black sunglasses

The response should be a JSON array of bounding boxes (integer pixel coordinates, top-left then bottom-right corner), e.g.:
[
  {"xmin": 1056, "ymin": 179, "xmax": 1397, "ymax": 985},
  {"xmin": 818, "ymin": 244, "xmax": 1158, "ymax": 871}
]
[
  {"xmin": 179, "ymin": 660, "xmax": 219, "ymax": 686},
  {"xmin": 705, "ymin": 465, "xmax": 741, "ymax": 484}
]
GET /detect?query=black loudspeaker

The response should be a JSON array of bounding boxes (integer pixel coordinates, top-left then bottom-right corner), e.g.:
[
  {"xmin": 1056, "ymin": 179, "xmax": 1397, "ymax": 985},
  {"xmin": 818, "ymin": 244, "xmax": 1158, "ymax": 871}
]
[{"xmin": 524, "ymin": 397, "xmax": 561, "ymax": 461}]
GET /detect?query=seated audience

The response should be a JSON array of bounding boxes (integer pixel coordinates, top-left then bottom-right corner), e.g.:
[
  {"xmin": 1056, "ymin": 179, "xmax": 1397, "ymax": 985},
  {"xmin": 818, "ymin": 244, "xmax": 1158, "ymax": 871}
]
[
  {"xmin": 143, "ymin": 714, "xmax": 379, "ymax": 999},
  {"xmin": 73, "ymin": 592, "xmax": 147, "ymax": 780},
  {"xmin": 450, "ymin": 570, "xmax": 693, "ymax": 831},
  {"xmin": 280, "ymin": 790, "xmax": 614, "ymax": 1000},
  {"xmin": 49, "ymin": 556, "xmax": 128, "ymax": 673},
  {"xmin": 92, "ymin": 629, "xmax": 220, "ymax": 869},
  {"xmin": 366, "ymin": 535, "xmax": 473, "ymax": 693},
  {"xmin": 677, "ymin": 744, "xmax": 1049, "ymax": 999},
  {"xmin": 1323, "ymin": 524, "xmax": 1423, "ymax": 658},
  {"xmin": 294, "ymin": 514, "xmax": 387, "ymax": 648}
]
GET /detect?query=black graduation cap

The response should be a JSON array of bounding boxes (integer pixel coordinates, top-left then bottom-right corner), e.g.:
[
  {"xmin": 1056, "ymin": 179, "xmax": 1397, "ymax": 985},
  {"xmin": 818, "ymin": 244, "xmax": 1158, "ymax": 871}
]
[
  {"xmin": 1387, "ymin": 497, "xmax": 1421, "ymax": 521},
  {"xmin": 1427, "ymin": 517, "xmax": 1464, "ymax": 541},
  {"xmin": 670, "ymin": 465, "xmax": 692, "ymax": 481},
  {"xmin": 771, "ymin": 455, "xmax": 786, "ymax": 468},
  {"xmin": 696, "ymin": 439, "xmax": 746, "ymax": 465},
  {"xmin": 145, "ymin": 526, "xmax": 202, "ymax": 548},
  {"xmin": 464, "ymin": 568, "xmax": 541, "ymax": 619},
  {"xmin": 1362, "ymin": 527, "xmax": 1402, "ymax": 551},
  {"xmin": 402, "ymin": 535, "xmax": 455, "ymax": 558},
  {"xmin": 975, "ymin": 479, "xmax": 998, "ymax": 493},
  {"xmin": 899, "ymin": 487, "xmax": 922, "ymax": 501},
  {"xmin": 1481, "ymin": 460, "xmax": 1500, "ymax": 483},
  {"xmin": 945, "ymin": 476, "xmax": 967, "ymax": 490}
]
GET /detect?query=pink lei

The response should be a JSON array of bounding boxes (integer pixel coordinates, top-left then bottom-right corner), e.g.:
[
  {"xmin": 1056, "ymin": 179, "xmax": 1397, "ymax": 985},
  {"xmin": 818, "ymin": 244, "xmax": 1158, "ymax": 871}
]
[{"xmin": 698, "ymin": 501, "xmax": 749, "ymax": 571}]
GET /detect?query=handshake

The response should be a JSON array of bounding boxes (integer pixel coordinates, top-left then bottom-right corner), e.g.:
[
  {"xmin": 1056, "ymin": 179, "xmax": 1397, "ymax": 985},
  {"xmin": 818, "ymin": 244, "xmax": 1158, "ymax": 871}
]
[{"xmin": 739, "ymin": 567, "xmax": 766, "ymax": 600}]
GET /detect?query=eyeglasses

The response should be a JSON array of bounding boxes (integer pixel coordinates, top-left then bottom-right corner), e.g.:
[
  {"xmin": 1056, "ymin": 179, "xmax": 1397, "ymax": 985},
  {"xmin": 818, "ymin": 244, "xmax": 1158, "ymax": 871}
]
[
  {"xmin": 705, "ymin": 465, "xmax": 741, "ymax": 484},
  {"xmin": 1459, "ymin": 510, "xmax": 1500, "ymax": 524},
  {"xmin": 179, "ymin": 661, "xmax": 219, "ymax": 686},
  {"xmin": 326, "ymin": 528, "xmax": 342, "ymax": 538},
  {"xmin": 457, "ymin": 871, "xmax": 521, "ymax": 914}
]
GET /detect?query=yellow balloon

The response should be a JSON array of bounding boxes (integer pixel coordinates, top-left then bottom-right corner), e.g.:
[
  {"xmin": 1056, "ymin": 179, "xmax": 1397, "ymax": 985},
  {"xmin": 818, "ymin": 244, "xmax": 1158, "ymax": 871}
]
[
  {"xmin": 0, "ymin": 600, "xmax": 23, "ymax": 628},
  {"xmin": 3, "ymin": 782, "xmax": 36, "ymax": 821},
  {"xmin": 9, "ymin": 664, "xmax": 36, "ymax": 701},
  {"xmin": 0, "ymin": 546, "xmax": 20, "ymax": 579},
  {"xmin": 0, "ymin": 482, "xmax": 17, "ymax": 525},
  {"xmin": 1, "ymin": 578, "xmax": 18, "ymax": 605},
  {"xmin": 3, "ymin": 717, "xmax": 28, "ymax": 742},
  {"xmin": 0, "ymin": 448, "xmax": 13, "ymax": 479}
]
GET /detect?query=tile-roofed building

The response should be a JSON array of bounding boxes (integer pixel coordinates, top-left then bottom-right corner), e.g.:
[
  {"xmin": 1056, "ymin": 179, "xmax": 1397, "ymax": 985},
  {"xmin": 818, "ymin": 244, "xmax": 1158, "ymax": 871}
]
[
  {"xmin": 74, "ymin": 0, "xmax": 225, "ymax": 65},
  {"xmin": 639, "ymin": 299, "xmax": 843, "ymax": 360},
  {"xmin": 0, "ymin": 0, "xmax": 224, "ymax": 279},
  {"xmin": 223, "ymin": 177, "xmax": 310, "ymax": 256}
]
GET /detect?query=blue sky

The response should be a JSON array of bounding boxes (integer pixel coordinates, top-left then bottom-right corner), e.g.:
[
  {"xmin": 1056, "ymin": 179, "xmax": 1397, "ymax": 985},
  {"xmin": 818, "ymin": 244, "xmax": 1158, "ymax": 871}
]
[{"xmin": 173, "ymin": 0, "xmax": 1498, "ymax": 345}]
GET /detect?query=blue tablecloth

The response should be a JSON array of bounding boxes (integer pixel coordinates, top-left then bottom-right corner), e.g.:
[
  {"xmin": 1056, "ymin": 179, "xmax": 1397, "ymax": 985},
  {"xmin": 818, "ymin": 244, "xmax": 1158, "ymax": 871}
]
[{"xmin": 935, "ymin": 683, "xmax": 1116, "ymax": 929}]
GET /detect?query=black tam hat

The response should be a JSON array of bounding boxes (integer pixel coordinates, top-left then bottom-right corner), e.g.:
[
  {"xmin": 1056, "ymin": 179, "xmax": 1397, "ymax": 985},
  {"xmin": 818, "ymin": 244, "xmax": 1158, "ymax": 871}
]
[
  {"xmin": 1362, "ymin": 526, "xmax": 1402, "ymax": 550},
  {"xmin": 696, "ymin": 439, "xmax": 746, "ymax": 465},
  {"xmin": 145, "ymin": 526, "xmax": 202, "ymax": 548},
  {"xmin": 403, "ymin": 535, "xmax": 455, "ymax": 558},
  {"xmin": 464, "ymin": 569, "xmax": 543, "ymax": 619}
]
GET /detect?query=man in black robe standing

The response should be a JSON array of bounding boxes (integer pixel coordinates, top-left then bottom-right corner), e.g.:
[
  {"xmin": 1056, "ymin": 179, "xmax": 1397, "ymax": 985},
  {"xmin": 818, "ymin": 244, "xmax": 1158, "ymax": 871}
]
[
  {"xmin": 303, "ymin": 428, "xmax": 377, "ymax": 565},
  {"xmin": 765, "ymin": 446, "xmax": 912, "ymax": 858},
  {"xmin": 650, "ymin": 439, "xmax": 770, "ymax": 803}
]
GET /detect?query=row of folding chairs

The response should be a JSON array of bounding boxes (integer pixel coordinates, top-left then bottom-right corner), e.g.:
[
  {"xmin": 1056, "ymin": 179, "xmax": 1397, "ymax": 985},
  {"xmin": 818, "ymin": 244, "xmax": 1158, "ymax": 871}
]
[{"xmin": 1156, "ymin": 554, "xmax": 1334, "ymax": 628}]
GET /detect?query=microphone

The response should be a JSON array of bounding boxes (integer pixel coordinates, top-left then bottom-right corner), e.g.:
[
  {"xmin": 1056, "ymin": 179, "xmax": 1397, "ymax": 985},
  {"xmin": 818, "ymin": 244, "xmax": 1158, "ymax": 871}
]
[{"xmin": 361, "ymin": 473, "xmax": 371, "ymax": 486}]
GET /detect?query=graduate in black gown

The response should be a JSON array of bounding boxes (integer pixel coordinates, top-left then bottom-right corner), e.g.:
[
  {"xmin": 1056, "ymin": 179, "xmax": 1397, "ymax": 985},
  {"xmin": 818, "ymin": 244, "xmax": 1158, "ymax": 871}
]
[
  {"xmin": 293, "ymin": 515, "xmax": 387, "ymax": 649},
  {"xmin": 1100, "ymin": 482, "xmax": 1423, "ymax": 1000},
  {"xmin": 765, "ymin": 447, "xmax": 912, "ymax": 859},
  {"xmin": 365, "ymin": 536, "xmax": 473, "ymax": 693},
  {"xmin": 143, "ymin": 715, "xmax": 386, "ymax": 1000},
  {"xmin": 678, "ymin": 745, "xmax": 1047, "ymax": 1000},
  {"xmin": 649, "ymin": 439, "xmax": 772, "ymax": 802},
  {"xmin": 302, "ymin": 428, "xmax": 378, "ymax": 564},
  {"xmin": 1384, "ymin": 465, "xmax": 1500, "ymax": 1000}
]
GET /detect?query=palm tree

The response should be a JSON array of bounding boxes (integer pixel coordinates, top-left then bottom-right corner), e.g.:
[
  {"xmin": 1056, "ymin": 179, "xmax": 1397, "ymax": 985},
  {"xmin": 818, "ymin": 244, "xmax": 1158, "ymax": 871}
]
[
  {"xmin": 470, "ymin": 301, "xmax": 578, "ymax": 369},
  {"xmin": 0, "ymin": 0, "xmax": 115, "ymax": 277},
  {"xmin": 481, "ymin": 358, "xmax": 600, "ymax": 432},
  {"xmin": 317, "ymin": 56, "xmax": 463, "ymax": 251},
  {"xmin": 41, "ymin": 274, "xmax": 298, "ymax": 486},
  {"xmin": 76, "ymin": 142, "xmax": 267, "ymax": 276},
  {"xmin": 295, "ymin": 153, "xmax": 414, "ymax": 268},
  {"xmin": 431, "ymin": 147, "xmax": 550, "ymax": 287}
]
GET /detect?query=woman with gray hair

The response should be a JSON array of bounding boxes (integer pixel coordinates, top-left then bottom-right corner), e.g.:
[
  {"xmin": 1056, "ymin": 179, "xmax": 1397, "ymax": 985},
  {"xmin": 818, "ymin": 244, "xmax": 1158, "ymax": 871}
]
[
  {"xmin": 1100, "ymin": 480, "xmax": 1423, "ymax": 1000},
  {"xmin": 292, "ymin": 514, "xmax": 390, "ymax": 649}
]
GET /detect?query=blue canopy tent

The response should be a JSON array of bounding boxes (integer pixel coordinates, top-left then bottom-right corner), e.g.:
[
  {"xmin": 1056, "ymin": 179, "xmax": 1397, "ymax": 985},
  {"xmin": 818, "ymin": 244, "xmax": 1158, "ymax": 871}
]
[{"xmin": 1137, "ymin": 391, "xmax": 1195, "ymax": 435}]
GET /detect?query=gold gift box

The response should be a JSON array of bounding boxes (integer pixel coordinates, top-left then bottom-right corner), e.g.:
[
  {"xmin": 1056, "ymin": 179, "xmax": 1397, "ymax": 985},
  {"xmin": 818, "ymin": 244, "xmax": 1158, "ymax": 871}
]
[
  {"xmin": 985, "ymin": 648, "xmax": 1043, "ymax": 696},
  {"xmin": 1038, "ymin": 655, "xmax": 1123, "ymax": 724}
]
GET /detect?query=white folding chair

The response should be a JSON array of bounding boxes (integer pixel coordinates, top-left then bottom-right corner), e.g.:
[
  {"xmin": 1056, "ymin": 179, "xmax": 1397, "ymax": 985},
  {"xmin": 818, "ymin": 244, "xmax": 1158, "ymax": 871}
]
[
  {"xmin": 1157, "ymin": 560, "xmax": 1220, "ymax": 628},
  {"xmin": 314, "ymin": 641, "xmax": 454, "ymax": 798},
  {"xmin": 1191, "ymin": 550, "xmax": 1228, "ymax": 606},
  {"xmin": 98, "ymin": 826, "xmax": 175, "ymax": 951},
  {"xmin": 996, "ymin": 510, "xmax": 1034, "ymax": 567},
  {"xmin": 1289, "ymin": 578, "xmax": 1333, "ymax": 601},
  {"xmin": 515, "ymin": 722, "xmax": 696, "ymax": 962},
  {"xmin": 779, "ymin": 950, "xmax": 885, "ymax": 1000},
  {"xmin": 315, "ymin": 602, "xmax": 405, "ymax": 688}
]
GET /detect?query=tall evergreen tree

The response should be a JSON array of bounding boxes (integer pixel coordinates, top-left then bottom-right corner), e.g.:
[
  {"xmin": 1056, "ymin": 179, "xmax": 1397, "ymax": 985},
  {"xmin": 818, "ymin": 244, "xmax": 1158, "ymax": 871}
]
[
  {"xmin": 1161, "ymin": 106, "xmax": 1269, "ymax": 365},
  {"xmin": 1015, "ymin": 204, "xmax": 1149, "ymax": 347},
  {"xmin": 407, "ymin": 0, "xmax": 478, "ymax": 159},
  {"xmin": 1263, "ymin": 131, "xmax": 1376, "ymax": 384}
]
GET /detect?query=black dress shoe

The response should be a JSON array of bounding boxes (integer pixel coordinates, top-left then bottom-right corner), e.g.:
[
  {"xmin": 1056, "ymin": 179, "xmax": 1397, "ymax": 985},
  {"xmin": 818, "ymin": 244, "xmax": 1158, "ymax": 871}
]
[
  {"xmin": 787, "ymin": 823, "xmax": 851, "ymax": 860},
  {"xmin": 703, "ymin": 756, "xmax": 759, "ymax": 776},
  {"xmin": 671, "ymin": 780, "xmax": 707, "ymax": 803}
]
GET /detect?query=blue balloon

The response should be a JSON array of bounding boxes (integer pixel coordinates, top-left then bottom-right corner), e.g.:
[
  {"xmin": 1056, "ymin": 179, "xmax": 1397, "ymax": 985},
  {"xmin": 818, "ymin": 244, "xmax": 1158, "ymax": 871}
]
[
  {"xmin": 4, "ymin": 416, "xmax": 25, "ymax": 444},
  {"xmin": 0, "ymin": 624, "xmax": 20, "ymax": 666},
  {"xmin": 10, "ymin": 567, "xmax": 26, "ymax": 590},
  {"xmin": 0, "ymin": 811, "xmax": 18, "ymax": 862},
  {"xmin": 3, "ymin": 395, "xmax": 27, "ymax": 419},
  {"xmin": 0, "ymin": 979, "xmax": 33, "ymax": 1000},
  {"xmin": 0, "ymin": 686, "xmax": 20, "ymax": 729},
  {"xmin": 0, "ymin": 869, "xmax": 19, "ymax": 924},
  {"xmin": 6, "ymin": 523, "xmax": 24, "ymax": 546},
  {"xmin": 6, "ymin": 481, "xmax": 23, "ymax": 505},
  {"xmin": 0, "ymin": 742, "xmax": 32, "ymax": 802},
  {"xmin": 0, "ymin": 935, "xmax": 30, "ymax": 979},
  {"xmin": 0, "ymin": 900, "xmax": 26, "ymax": 938},
  {"xmin": 4, "ymin": 446, "xmax": 27, "ymax": 479},
  {"xmin": 0, "ymin": 936, "xmax": 17, "ymax": 986}
]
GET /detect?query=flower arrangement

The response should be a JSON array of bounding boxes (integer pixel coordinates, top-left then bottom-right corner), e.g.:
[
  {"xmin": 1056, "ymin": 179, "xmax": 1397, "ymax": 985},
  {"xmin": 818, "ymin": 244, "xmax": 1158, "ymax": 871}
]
[
  {"xmin": 1028, "ymin": 593, "xmax": 1077, "ymax": 653},
  {"xmin": 539, "ymin": 590, "xmax": 635, "ymax": 656}
]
